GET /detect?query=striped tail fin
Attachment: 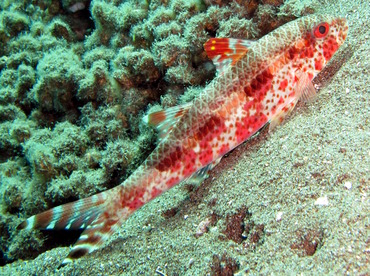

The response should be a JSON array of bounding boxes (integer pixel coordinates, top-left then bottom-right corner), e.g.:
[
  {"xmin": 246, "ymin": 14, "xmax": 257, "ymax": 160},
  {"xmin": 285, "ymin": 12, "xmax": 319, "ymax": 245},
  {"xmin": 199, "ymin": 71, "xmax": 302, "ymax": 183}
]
[{"xmin": 17, "ymin": 191, "xmax": 121, "ymax": 264}]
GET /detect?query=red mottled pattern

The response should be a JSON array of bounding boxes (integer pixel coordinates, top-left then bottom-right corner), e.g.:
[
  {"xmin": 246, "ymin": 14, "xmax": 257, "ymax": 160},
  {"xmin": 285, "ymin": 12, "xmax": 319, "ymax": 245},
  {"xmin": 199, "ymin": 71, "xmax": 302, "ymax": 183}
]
[{"xmin": 18, "ymin": 15, "xmax": 348, "ymax": 264}]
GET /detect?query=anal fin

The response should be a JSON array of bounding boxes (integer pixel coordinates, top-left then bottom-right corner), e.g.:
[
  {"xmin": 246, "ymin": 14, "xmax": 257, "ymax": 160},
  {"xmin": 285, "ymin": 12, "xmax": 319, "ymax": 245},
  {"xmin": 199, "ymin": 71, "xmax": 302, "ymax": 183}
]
[
  {"xmin": 269, "ymin": 70, "xmax": 317, "ymax": 132},
  {"xmin": 186, "ymin": 157, "xmax": 222, "ymax": 185}
]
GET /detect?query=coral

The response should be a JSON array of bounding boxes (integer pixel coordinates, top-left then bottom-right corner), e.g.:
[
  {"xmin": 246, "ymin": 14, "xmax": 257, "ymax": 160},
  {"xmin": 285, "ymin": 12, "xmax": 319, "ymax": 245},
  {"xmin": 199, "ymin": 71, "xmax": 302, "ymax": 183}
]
[
  {"xmin": 0, "ymin": 65, "xmax": 36, "ymax": 116},
  {"xmin": 179, "ymin": 86, "xmax": 206, "ymax": 104},
  {"xmin": 279, "ymin": 0, "xmax": 317, "ymax": 18},
  {"xmin": 0, "ymin": 69, "xmax": 18, "ymax": 103},
  {"xmin": 2, "ymin": 182, "xmax": 23, "ymax": 213},
  {"xmin": 89, "ymin": 0, "xmax": 148, "ymax": 45},
  {"xmin": 47, "ymin": 18, "xmax": 75, "ymax": 42},
  {"xmin": 80, "ymin": 104, "xmax": 128, "ymax": 145},
  {"xmin": 45, "ymin": 169, "xmax": 108, "ymax": 202},
  {"xmin": 82, "ymin": 46, "xmax": 115, "ymax": 68},
  {"xmin": 0, "ymin": 214, "xmax": 44, "ymax": 263},
  {"xmin": 0, "ymin": 11, "xmax": 29, "ymax": 37},
  {"xmin": 0, "ymin": 105, "xmax": 35, "ymax": 160},
  {"xmin": 112, "ymin": 46, "xmax": 160, "ymax": 88},
  {"xmin": 77, "ymin": 59, "xmax": 118, "ymax": 103},
  {"xmin": 255, "ymin": 4, "xmax": 282, "ymax": 35},
  {"xmin": 22, "ymin": 121, "xmax": 89, "ymax": 181},
  {"xmin": 262, "ymin": 0, "xmax": 284, "ymax": 6},
  {"xmin": 100, "ymin": 138, "xmax": 140, "ymax": 177},
  {"xmin": 31, "ymin": 47, "xmax": 84, "ymax": 116},
  {"xmin": 217, "ymin": 16, "xmax": 258, "ymax": 38},
  {"xmin": 0, "ymin": 159, "xmax": 30, "ymax": 213}
]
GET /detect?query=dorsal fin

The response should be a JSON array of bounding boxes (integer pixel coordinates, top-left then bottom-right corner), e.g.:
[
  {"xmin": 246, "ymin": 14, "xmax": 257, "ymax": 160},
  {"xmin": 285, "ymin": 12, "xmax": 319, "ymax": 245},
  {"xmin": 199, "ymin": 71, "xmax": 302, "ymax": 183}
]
[
  {"xmin": 143, "ymin": 103, "xmax": 192, "ymax": 140},
  {"xmin": 204, "ymin": 38, "xmax": 254, "ymax": 73}
]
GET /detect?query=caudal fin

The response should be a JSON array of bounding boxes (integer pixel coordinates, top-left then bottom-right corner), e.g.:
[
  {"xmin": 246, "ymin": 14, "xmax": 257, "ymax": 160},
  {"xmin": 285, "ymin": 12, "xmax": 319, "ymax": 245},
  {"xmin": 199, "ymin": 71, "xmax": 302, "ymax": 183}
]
[{"xmin": 18, "ymin": 191, "xmax": 122, "ymax": 264}]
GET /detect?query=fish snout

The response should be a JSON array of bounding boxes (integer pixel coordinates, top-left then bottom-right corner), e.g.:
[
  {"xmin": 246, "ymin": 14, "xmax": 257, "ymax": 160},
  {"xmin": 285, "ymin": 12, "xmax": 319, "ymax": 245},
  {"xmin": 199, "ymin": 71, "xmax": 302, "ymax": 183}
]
[{"xmin": 334, "ymin": 17, "xmax": 349, "ymax": 44}]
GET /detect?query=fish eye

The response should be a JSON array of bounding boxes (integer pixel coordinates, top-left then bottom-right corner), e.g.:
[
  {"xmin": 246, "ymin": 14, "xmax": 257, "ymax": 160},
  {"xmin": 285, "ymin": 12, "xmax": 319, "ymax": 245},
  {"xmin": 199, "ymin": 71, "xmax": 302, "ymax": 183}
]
[{"xmin": 313, "ymin": 22, "xmax": 329, "ymax": 38}]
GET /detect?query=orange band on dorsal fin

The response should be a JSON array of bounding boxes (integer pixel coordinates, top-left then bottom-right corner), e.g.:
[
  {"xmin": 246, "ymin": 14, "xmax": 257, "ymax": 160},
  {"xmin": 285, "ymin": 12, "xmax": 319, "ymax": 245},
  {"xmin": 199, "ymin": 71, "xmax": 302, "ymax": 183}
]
[{"xmin": 204, "ymin": 38, "xmax": 254, "ymax": 73}]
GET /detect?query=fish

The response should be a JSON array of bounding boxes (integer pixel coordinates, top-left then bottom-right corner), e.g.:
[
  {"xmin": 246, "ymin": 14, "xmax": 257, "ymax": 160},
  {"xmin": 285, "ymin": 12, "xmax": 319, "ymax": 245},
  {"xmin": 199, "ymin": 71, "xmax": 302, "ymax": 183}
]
[{"xmin": 18, "ymin": 14, "xmax": 348, "ymax": 264}]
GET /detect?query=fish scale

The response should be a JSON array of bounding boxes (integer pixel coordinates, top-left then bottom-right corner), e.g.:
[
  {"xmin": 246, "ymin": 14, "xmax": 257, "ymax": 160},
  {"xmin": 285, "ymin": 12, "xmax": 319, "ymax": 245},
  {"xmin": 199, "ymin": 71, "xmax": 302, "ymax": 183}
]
[{"xmin": 18, "ymin": 14, "xmax": 348, "ymax": 264}]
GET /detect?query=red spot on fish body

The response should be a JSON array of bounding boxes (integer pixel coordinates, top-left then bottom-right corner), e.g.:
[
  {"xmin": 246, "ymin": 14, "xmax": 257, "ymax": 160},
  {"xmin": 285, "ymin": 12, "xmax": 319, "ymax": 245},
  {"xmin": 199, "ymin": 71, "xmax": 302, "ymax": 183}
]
[
  {"xmin": 243, "ymin": 99, "xmax": 254, "ymax": 112},
  {"xmin": 218, "ymin": 144, "xmax": 230, "ymax": 156},
  {"xmin": 235, "ymin": 109, "xmax": 268, "ymax": 144},
  {"xmin": 315, "ymin": 57, "xmax": 323, "ymax": 71},
  {"xmin": 288, "ymin": 46, "xmax": 299, "ymax": 60},
  {"xmin": 126, "ymin": 187, "xmax": 146, "ymax": 210},
  {"xmin": 300, "ymin": 46, "xmax": 314, "ymax": 59},
  {"xmin": 151, "ymin": 187, "xmax": 161, "ymax": 198},
  {"xmin": 244, "ymin": 85, "xmax": 253, "ymax": 97},
  {"xmin": 182, "ymin": 149, "xmax": 197, "ymax": 176},
  {"xmin": 279, "ymin": 79, "xmax": 288, "ymax": 91},
  {"xmin": 198, "ymin": 143, "xmax": 213, "ymax": 166},
  {"xmin": 323, "ymin": 37, "xmax": 339, "ymax": 60},
  {"xmin": 156, "ymin": 146, "xmax": 183, "ymax": 172},
  {"xmin": 166, "ymin": 177, "xmax": 180, "ymax": 188},
  {"xmin": 127, "ymin": 197, "xmax": 143, "ymax": 210}
]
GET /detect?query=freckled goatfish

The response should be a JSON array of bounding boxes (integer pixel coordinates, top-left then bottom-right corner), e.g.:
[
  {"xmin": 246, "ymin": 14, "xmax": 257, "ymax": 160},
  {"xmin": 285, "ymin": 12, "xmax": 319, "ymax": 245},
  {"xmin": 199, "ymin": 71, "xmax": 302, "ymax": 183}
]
[{"xmin": 18, "ymin": 14, "xmax": 348, "ymax": 264}]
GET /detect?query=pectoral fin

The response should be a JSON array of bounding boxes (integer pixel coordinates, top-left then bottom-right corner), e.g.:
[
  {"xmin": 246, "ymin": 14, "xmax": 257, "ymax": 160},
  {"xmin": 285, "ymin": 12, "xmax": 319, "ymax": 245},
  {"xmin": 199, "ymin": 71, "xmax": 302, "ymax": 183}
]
[
  {"xmin": 269, "ymin": 71, "xmax": 316, "ymax": 132},
  {"xmin": 295, "ymin": 70, "xmax": 317, "ymax": 102}
]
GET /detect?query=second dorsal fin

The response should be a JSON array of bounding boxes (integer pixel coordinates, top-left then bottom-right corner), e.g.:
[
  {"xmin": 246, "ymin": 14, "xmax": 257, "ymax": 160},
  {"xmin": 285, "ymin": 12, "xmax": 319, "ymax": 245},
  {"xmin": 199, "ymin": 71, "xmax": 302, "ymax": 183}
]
[{"xmin": 143, "ymin": 103, "xmax": 192, "ymax": 140}]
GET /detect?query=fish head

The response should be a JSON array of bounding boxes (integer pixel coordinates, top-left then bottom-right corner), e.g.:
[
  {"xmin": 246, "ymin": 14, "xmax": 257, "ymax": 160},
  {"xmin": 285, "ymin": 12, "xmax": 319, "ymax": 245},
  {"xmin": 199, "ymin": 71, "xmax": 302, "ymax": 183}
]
[
  {"xmin": 291, "ymin": 15, "xmax": 349, "ymax": 79},
  {"xmin": 309, "ymin": 15, "xmax": 349, "ymax": 59},
  {"xmin": 322, "ymin": 16, "xmax": 348, "ymax": 47}
]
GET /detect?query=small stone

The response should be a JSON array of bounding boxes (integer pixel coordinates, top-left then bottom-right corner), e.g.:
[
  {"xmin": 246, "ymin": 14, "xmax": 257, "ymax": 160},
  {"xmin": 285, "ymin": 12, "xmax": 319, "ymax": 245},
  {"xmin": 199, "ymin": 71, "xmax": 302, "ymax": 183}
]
[
  {"xmin": 276, "ymin": 211, "xmax": 283, "ymax": 221},
  {"xmin": 314, "ymin": 196, "xmax": 329, "ymax": 206},
  {"xmin": 195, "ymin": 218, "xmax": 211, "ymax": 237},
  {"xmin": 344, "ymin": 181, "xmax": 352, "ymax": 190}
]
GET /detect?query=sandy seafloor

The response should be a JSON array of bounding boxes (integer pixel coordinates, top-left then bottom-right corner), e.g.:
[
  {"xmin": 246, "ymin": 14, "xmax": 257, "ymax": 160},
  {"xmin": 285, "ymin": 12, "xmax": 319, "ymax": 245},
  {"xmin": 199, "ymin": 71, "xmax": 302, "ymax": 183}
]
[{"xmin": 1, "ymin": 0, "xmax": 369, "ymax": 275}]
